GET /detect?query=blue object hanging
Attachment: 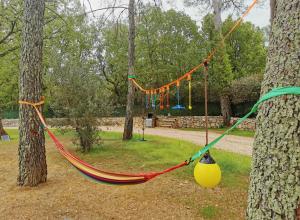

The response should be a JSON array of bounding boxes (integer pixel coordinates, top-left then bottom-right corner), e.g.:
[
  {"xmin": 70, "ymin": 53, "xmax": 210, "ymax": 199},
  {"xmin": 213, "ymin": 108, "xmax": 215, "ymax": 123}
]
[
  {"xmin": 172, "ymin": 105, "xmax": 185, "ymax": 110},
  {"xmin": 172, "ymin": 81, "xmax": 185, "ymax": 110}
]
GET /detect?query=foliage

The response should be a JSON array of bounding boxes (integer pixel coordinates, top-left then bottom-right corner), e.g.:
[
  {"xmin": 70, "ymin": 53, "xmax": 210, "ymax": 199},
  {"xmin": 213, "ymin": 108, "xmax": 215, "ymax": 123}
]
[
  {"xmin": 201, "ymin": 14, "xmax": 233, "ymax": 93},
  {"xmin": 44, "ymin": 2, "xmax": 112, "ymax": 152},
  {"xmin": 0, "ymin": 0, "xmax": 267, "ymax": 120},
  {"xmin": 96, "ymin": 22, "xmax": 129, "ymax": 106},
  {"xmin": 135, "ymin": 7, "xmax": 206, "ymax": 87},
  {"xmin": 223, "ymin": 17, "xmax": 267, "ymax": 79},
  {"xmin": 200, "ymin": 14, "xmax": 266, "ymax": 96},
  {"xmin": 98, "ymin": 6, "xmax": 207, "ymax": 108},
  {"xmin": 0, "ymin": 0, "xmax": 22, "ymax": 58},
  {"xmin": 0, "ymin": 0, "xmax": 22, "ymax": 116},
  {"xmin": 0, "ymin": 53, "xmax": 19, "ymax": 112},
  {"xmin": 230, "ymin": 74, "xmax": 263, "ymax": 104}
]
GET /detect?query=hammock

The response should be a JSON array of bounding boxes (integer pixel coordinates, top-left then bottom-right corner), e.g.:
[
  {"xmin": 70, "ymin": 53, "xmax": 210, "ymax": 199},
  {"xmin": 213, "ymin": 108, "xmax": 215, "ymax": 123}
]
[
  {"xmin": 19, "ymin": 87, "xmax": 300, "ymax": 185},
  {"xmin": 49, "ymin": 127, "xmax": 189, "ymax": 184}
]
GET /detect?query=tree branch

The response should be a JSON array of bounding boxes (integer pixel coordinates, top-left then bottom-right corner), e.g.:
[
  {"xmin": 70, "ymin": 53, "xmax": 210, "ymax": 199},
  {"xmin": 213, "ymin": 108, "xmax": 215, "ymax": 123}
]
[
  {"xmin": 84, "ymin": 6, "xmax": 128, "ymax": 15},
  {"xmin": 0, "ymin": 21, "xmax": 16, "ymax": 45},
  {"xmin": 0, "ymin": 46, "xmax": 19, "ymax": 58}
]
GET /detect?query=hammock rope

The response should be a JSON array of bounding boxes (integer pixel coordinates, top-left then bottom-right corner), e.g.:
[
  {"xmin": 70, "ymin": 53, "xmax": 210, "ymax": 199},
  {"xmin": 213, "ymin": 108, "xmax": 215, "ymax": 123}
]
[
  {"xmin": 187, "ymin": 75, "xmax": 192, "ymax": 110},
  {"xmin": 19, "ymin": 87, "xmax": 300, "ymax": 185},
  {"xmin": 128, "ymin": 0, "xmax": 258, "ymax": 94}
]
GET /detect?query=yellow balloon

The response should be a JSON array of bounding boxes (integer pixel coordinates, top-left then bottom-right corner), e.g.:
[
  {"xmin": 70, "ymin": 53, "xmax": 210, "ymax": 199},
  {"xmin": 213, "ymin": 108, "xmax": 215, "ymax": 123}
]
[{"xmin": 194, "ymin": 162, "xmax": 221, "ymax": 188}]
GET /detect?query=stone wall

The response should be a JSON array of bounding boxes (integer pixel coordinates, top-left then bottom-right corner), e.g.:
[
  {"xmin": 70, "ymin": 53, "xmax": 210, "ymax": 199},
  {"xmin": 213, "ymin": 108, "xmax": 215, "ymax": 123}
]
[
  {"xmin": 2, "ymin": 119, "xmax": 18, "ymax": 128},
  {"xmin": 230, "ymin": 117, "xmax": 256, "ymax": 131},
  {"xmin": 2, "ymin": 117, "xmax": 144, "ymax": 128},
  {"xmin": 2, "ymin": 116, "xmax": 256, "ymax": 131},
  {"xmin": 156, "ymin": 116, "xmax": 224, "ymax": 129}
]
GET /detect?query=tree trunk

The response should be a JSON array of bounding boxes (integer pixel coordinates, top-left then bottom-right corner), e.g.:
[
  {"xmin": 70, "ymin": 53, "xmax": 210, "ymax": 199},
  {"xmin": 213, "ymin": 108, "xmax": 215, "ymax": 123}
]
[
  {"xmin": 212, "ymin": 0, "xmax": 233, "ymax": 126},
  {"xmin": 0, "ymin": 118, "xmax": 7, "ymax": 136},
  {"xmin": 246, "ymin": 1, "xmax": 300, "ymax": 219},
  {"xmin": 18, "ymin": 0, "xmax": 47, "ymax": 186},
  {"xmin": 270, "ymin": 0, "xmax": 276, "ymax": 23},
  {"xmin": 220, "ymin": 94, "xmax": 232, "ymax": 126},
  {"xmin": 123, "ymin": 0, "xmax": 135, "ymax": 140},
  {"xmin": 212, "ymin": 0, "xmax": 222, "ymax": 31}
]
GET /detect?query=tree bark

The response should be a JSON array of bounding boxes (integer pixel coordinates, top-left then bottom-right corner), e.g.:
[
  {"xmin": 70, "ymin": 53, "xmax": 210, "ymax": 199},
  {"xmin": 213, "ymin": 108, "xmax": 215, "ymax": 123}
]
[
  {"xmin": 220, "ymin": 94, "xmax": 232, "ymax": 126},
  {"xmin": 18, "ymin": 0, "xmax": 47, "ymax": 186},
  {"xmin": 0, "ymin": 118, "xmax": 7, "ymax": 136},
  {"xmin": 212, "ymin": 0, "xmax": 222, "ymax": 31},
  {"xmin": 246, "ymin": 1, "xmax": 300, "ymax": 219},
  {"xmin": 212, "ymin": 0, "xmax": 233, "ymax": 126},
  {"xmin": 270, "ymin": 0, "xmax": 276, "ymax": 23},
  {"xmin": 123, "ymin": 0, "xmax": 135, "ymax": 140}
]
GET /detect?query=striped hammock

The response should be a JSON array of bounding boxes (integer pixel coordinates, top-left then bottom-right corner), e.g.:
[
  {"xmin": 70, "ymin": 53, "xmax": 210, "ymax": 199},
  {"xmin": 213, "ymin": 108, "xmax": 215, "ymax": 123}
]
[{"xmin": 19, "ymin": 87, "xmax": 300, "ymax": 185}]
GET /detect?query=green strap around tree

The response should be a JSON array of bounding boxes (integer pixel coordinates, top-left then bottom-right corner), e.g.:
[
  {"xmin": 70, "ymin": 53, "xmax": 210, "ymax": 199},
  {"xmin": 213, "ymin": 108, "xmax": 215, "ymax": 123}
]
[
  {"xmin": 190, "ymin": 87, "xmax": 300, "ymax": 162},
  {"xmin": 128, "ymin": 75, "xmax": 136, "ymax": 79}
]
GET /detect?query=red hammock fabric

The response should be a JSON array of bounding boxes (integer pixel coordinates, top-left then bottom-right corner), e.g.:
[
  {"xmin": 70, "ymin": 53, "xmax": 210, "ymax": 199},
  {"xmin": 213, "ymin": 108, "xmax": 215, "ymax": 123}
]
[
  {"xmin": 47, "ymin": 129, "xmax": 188, "ymax": 184},
  {"xmin": 18, "ymin": 100, "xmax": 189, "ymax": 185}
]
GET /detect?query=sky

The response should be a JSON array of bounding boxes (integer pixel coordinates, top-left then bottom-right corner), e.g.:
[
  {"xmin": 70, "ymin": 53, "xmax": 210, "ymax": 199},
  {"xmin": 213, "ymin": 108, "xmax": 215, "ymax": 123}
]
[{"xmin": 81, "ymin": 0, "xmax": 270, "ymax": 28}]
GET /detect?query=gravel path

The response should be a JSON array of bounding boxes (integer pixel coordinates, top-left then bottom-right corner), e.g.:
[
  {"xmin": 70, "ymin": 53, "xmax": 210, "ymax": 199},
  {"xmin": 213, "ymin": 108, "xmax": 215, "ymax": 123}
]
[{"xmin": 101, "ymin": 126, "xmax": 254, "ymax": 156}]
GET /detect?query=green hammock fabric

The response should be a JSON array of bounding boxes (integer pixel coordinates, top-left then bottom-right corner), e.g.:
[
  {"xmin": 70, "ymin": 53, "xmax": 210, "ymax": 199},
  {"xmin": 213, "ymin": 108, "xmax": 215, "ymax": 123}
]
[{"xmin": 191, "ymin": 87, "xmax": 300, "ymax": 161}]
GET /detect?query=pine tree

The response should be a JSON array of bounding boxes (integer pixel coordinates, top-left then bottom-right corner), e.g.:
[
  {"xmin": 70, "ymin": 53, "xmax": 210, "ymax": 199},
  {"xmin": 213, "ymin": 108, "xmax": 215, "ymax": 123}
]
[
  {"xmin": 246, "ymin": 0, "xmax": 300, "ymax": 218},
  {"xmin": 18, "ymin": 0, "xmax": 47, "ymax": 186},
  {"xmin": 123, "ymin": 0, "xmax": 136, "ymax": 140}
]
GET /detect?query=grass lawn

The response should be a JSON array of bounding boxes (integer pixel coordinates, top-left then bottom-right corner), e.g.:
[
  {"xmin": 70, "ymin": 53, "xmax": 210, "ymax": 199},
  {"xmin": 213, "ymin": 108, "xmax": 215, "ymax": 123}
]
[
  {"xmin": 5, "ymin": 127, "xmax": 252, "ymax": 188},
  {"xmin": 2, "ymin": 128, "xmax": 252, "ymax": 219},
  {"xmin": 178, "ymin": 127, "xmax": 255, "ymax": 138}
]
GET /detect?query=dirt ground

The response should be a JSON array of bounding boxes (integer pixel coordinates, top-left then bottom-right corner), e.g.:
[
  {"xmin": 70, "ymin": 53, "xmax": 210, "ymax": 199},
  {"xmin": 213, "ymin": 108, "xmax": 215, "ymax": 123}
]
[
  {"xmin": 0, "ymin": 135, "xmax": 249, "ymax": 220},
  {"xmin": 101, "ymin": 127, "xmax": 254, "ymax": 156}
]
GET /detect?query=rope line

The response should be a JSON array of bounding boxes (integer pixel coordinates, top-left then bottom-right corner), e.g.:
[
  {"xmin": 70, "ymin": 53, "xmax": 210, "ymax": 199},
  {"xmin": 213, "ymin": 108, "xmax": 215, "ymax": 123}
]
[
  {"xmin": 129, "ymin": 0, "xmax": 258, "ymax": 93},
  {"xmin": 18, "ymin": 87, "xmax": 300, "ymax": 184}
]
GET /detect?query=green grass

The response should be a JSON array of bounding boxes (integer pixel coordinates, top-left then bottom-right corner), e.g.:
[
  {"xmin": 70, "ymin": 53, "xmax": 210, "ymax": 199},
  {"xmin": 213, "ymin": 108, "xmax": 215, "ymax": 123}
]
[
  {"xmin": 199, "ymin": 205, "xmax": 219, "ymax": 219},
  {"xmin": 178, "ymin": 127, "xmax": 255, "ymax": 137},
  {"xmin": 2, "ymin": 129, "xmax": 251, "ymax": 189},
  {"xmin": 3, "ymin": 128, "xmax": 19, "ymax": 140},
  {"xmin": 89, "ymin": 131, "xmax": 251, "ymax": 188}
]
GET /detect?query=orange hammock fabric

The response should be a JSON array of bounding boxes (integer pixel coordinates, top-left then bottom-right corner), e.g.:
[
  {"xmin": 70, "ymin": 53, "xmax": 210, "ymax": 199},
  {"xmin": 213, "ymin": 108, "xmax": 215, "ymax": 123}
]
[
  {"xmin": 19, "ymin": 100, "xmax": 189, "ymax": 185},
  {"xmin": 48, "ymin": 128, "xmax": 189, "ymax": 184}
]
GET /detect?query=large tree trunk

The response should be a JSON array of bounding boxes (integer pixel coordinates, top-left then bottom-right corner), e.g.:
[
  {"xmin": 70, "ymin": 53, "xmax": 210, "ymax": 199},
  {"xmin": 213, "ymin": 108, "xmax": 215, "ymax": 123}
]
[
  {"xmin": 212, "ymin": 0, "xmax": 222, "ymax": 31},
  {"xmin": 220, "ymin": 94, "xmax": 232, "ymax": 126},
  {"xmin": 18, "ymin": 0, "xmax": 47, "ymax": 186},
  {"xmin": 212, "ymin": 0, "xmax": 232, "ymax": 126},
  {"xmin": 0, "ymin": 118, "xmax": 7, "ymax": 136},
  {"xmin": 123, "ymin": 0, "xmax": 135, "ymax": 140},
  {"xmin": 246, "ymin": 1, "xmax": 300, "ymax": 219},
  {"xmin": 270, "ymin": 0, "xmax": 276, "ymax": 23}
]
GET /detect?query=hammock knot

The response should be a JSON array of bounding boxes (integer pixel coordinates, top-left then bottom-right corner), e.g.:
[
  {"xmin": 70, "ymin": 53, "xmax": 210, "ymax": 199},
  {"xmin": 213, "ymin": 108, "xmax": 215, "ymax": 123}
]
[
  {"xmin": 204, "ymin": 60, "xmax": 209, "ymax": 68},
  {"xmin": 19, "ymin": 96, "xmax": 45, "ymax": 107}
]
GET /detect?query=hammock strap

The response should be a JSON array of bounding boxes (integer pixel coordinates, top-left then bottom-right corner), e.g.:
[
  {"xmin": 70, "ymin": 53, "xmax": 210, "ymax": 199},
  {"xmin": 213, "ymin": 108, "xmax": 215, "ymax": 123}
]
[{"xmin": 190, "ymin": 86, "xmax": 300, "ymax": 161}]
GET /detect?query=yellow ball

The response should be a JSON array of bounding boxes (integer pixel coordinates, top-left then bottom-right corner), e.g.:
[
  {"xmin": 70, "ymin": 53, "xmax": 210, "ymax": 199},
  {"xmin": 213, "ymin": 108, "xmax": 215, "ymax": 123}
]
[
  {"xmin": 188, "ymin": 105, "xmax": 192, "ymax": 110},
  {"xmin": 194, "ymin": 162, "xmax": 221, "ymax": 188}
]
